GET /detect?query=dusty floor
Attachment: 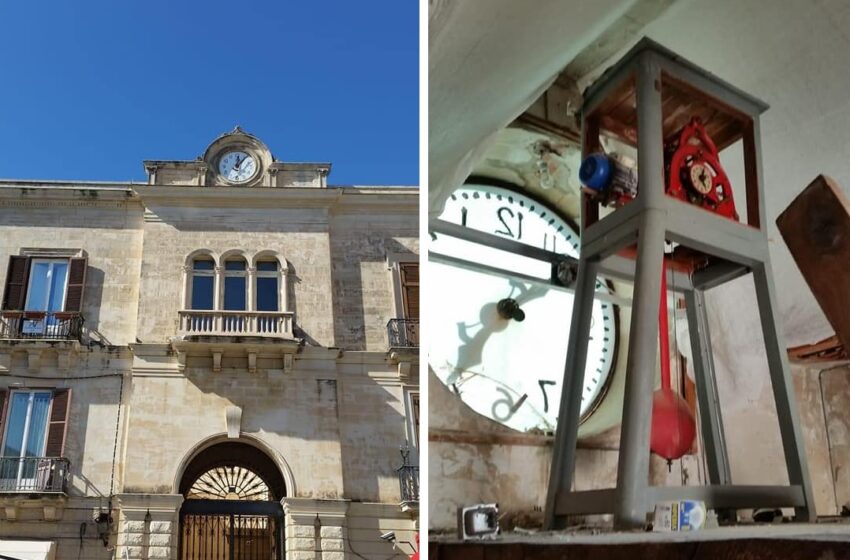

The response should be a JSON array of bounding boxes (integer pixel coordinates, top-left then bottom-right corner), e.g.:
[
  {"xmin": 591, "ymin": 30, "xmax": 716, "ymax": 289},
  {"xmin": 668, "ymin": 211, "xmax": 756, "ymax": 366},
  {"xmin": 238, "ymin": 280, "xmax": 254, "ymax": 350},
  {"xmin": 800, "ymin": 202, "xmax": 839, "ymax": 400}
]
[{"xmin": 432, "ymin": 523, "xmax": 850, "ymax": 559}]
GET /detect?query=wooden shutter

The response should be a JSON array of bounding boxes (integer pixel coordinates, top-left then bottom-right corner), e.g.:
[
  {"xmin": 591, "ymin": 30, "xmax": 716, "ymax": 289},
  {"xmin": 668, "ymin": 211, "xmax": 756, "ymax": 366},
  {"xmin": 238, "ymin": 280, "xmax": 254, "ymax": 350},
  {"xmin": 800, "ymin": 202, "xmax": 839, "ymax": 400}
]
[
  {"xmin": 0, "ymin": 390, "xmax": 7, "ymax": 450},
  {"xmin": 45, "ymin": 389, "xmax": 71, "ymax": 457},
  {"xmin": 2, "ymin": 256, "xmax": 30, "ymax": 310},
  {"xmin": 400, "ymin": 263, "xmax": 419, "ymax": 320},
  {"xmin": 411, "ymin": 393, "xmax": 420, "ymax": 442},
  {"xmin": 64, "ymin": 258, "xmax": 87, "ymax": 313}
]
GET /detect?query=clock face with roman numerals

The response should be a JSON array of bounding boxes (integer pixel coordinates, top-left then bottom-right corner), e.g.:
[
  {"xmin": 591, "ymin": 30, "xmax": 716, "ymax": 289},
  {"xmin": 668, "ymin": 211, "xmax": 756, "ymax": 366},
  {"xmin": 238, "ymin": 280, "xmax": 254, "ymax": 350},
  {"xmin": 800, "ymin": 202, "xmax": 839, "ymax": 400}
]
[{"xmin": 429, "ymin": 183, "xmax": 618, "ymax": 433}]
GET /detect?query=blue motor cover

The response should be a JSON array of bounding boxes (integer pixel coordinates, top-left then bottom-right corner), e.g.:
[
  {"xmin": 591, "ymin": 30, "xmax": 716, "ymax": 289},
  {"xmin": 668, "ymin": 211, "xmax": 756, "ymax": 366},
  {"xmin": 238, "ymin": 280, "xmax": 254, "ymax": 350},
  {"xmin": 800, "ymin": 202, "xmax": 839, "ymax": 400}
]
[{"xmin": 579, "ymin": 153, "xmax": 613, "ymax": 192}]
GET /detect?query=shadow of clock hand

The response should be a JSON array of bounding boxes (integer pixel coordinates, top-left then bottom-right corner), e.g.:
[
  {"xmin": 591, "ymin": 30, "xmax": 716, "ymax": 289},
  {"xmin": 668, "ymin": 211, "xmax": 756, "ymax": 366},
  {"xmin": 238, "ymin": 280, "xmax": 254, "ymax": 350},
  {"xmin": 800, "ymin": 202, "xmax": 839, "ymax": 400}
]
[
  {"xmin": 447, "ymin": 280, "xmax": 551, "ymax": 387},
  {"xmin": 507, "ymin": 277, "xmax": 550, "ymax": 306},
  {"xmin": 446, "ymin": 302, "xmax": 502, "ymax": 386}
]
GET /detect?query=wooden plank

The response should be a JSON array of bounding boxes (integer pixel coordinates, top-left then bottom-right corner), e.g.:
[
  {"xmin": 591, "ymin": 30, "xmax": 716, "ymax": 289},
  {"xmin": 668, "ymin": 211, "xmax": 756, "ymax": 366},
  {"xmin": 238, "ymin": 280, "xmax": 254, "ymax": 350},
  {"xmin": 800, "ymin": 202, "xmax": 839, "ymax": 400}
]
[
  {"xmin": 432, "ymin": 541, "xmax": 850, "ymax": 560},
  {"xmin": 777, "ymin": 175, "xmax": 850, "ymax": 351}
]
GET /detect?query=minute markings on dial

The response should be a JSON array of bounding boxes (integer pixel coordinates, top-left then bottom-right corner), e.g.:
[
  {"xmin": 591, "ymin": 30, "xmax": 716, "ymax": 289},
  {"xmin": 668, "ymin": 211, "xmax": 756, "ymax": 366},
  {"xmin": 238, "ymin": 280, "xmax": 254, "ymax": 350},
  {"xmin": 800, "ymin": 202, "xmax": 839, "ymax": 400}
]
[{"xmin": 433, "ymin": 184, "xmax": 618, "ymax": 431}]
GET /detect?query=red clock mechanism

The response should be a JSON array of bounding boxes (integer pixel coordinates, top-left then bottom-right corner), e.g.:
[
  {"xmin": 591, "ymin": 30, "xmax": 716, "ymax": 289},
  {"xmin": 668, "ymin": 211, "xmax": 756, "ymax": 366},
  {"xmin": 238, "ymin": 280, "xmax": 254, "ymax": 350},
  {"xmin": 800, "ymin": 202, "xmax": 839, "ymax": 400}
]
[
  {"xmin": 579, "ymin": 116, "xmax": 738, "ymax": 221},
  {"xmin": 664, "ymin": 117, "xmax": 738, "ymax": 221}
]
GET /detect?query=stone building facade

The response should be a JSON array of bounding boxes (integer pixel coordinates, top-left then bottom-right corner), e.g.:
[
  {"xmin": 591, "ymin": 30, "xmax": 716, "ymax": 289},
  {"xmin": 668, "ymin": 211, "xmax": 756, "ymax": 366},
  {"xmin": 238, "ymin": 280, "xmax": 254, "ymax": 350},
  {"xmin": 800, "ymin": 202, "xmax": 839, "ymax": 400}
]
[{"xmin": 0, "ymin": 129, "xmax": 419, "ymax": 560}]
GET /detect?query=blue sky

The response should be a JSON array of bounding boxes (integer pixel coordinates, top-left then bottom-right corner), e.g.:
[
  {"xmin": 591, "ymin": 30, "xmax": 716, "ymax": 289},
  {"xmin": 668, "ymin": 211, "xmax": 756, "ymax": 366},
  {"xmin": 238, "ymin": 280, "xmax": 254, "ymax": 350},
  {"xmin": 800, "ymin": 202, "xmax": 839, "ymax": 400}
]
[{"xmin": 0, "ymin": 1, "xmax": 418, "ymax": 185}]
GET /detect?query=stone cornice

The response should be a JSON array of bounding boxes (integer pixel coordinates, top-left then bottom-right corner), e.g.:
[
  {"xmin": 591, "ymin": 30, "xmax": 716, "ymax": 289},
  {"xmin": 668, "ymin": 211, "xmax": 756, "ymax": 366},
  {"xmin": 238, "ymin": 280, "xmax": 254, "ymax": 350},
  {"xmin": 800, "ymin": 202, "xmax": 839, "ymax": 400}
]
[
  {"xmin": 116, "ymin": 493, "xmax": 184, "ymax": 512},
  {"xmin": 0, "ymin": 184, "xmax": 142, "ymax": 209},
  {"xmin": 137, "ymin": 185, "xmax": 418, "ymax": 213},
  {"xmin": 269, "ymin": 162, "xmax": 332, "ymax": 172}
]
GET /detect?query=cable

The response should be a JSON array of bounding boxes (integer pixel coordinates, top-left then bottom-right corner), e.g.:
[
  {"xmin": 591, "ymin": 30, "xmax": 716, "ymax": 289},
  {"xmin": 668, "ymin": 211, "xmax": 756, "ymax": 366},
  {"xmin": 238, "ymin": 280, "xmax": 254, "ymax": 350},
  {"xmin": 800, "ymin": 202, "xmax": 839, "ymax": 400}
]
[{"xmin": 109, "ymin": 373, "xmax": 124, "ymax": 499}]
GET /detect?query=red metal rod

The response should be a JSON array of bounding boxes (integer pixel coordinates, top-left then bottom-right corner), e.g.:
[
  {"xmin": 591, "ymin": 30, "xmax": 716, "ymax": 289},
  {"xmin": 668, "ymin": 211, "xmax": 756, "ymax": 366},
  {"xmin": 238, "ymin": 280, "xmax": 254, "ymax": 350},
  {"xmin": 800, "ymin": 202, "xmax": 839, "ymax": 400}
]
[{"xmin": 659, "ymin": 263, "xmax": 671, "ymax": 391}]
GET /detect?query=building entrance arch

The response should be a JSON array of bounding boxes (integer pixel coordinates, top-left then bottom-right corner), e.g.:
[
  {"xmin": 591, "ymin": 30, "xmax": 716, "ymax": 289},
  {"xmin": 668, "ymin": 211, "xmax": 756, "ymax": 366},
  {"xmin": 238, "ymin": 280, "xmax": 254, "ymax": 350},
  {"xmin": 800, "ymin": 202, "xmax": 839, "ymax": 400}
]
[{"xmin": 178, "ymin": 441, "xmax": 285, "ymax": 560}]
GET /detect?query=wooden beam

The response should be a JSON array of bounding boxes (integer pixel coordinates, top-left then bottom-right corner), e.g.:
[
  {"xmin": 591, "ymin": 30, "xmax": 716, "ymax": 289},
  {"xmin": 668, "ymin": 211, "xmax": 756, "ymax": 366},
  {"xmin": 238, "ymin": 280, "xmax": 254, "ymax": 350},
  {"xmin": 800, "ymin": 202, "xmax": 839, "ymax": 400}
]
[{"xmin": 777, "ymin": 175, "xmax": 850, "ymax": 352}]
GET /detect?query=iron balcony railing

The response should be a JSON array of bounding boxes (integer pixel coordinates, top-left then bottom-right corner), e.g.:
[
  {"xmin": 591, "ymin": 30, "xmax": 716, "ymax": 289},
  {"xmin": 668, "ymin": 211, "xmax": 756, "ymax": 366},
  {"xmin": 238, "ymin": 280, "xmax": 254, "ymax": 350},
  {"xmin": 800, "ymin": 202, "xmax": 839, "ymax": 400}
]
[
  {"xmin": 398, "ymin": 464, "xmax": 419, "ymax": 503},
  {"xmin": 178, "ymin": 310, "xmax": 295, "ymax": 339},
  {"xmin": 387, "ymin": 318, "xmax": 419, "ymax": 348},
  {"xmin": 0, "ymin": 457, "xmax": 70, "ymax": 493},
  {"xmin": 0, "ymin": 312, "xmax": 83, "ymax": 341}
]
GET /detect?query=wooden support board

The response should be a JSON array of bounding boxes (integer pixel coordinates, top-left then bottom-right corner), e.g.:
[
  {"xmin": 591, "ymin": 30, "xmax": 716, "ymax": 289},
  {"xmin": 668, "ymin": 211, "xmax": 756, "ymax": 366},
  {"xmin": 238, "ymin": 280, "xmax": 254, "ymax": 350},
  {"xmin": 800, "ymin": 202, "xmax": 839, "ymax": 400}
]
[{"xmin": 777, "ymin": 174, "xmax": 850, "ymax": 352}]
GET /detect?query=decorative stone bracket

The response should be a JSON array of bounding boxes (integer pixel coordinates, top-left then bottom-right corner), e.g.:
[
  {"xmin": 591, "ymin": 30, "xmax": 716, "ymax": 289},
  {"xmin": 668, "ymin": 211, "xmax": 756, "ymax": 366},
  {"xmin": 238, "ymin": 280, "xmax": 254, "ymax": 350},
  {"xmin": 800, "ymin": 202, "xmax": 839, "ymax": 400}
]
[
  {"xmin": 0, "ymin": 494, "xmax": 68, "ymax": 522},
  {"xmin": 172, "ymin": 340, "xmax": 300, "ymax": 374},
  {"xmin": 0, "ymin": 341, "xmax": 80, "ymax": 375}
]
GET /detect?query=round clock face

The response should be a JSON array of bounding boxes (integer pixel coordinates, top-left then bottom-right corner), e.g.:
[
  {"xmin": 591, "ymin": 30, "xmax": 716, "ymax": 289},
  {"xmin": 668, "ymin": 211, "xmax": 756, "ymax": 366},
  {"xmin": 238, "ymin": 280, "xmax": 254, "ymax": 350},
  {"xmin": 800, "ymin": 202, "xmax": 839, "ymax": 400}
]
[
  {"xmin": 430, "ymin": 183, "xmax": 618, "ymax": 433},
  {"xmin": 689, "ymin": 163, "xmax": 713, "ymax": 195},
  {"xmin": 218, "ymin": 151, "xmax": 258, "ymax": 183}
]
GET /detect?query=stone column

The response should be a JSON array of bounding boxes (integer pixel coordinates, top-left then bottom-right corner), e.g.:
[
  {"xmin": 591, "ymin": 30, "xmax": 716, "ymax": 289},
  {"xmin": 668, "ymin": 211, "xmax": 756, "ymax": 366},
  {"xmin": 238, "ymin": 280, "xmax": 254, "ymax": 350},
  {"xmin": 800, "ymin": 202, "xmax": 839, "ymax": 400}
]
[
  {"xmin": 281, "ymin": 498, "xmax": 349, "ymax": 560},
  {"xmin": 281, "ymin": 263, "xmax": 290, "ymax": 314},
  {"xmin": 116, "ymin": 494, "xmax": 184, "ymax": 560},
  {"xmin": 247, "ymin": 267, "xmax": 257, "ymax": 311},
  {"xmin": 180, "ymin": 265, "xmax": 190, "ymax": 310},
  {"xmin": 213, "ymin": 266, "xmax": 223, "ymax": 311}
]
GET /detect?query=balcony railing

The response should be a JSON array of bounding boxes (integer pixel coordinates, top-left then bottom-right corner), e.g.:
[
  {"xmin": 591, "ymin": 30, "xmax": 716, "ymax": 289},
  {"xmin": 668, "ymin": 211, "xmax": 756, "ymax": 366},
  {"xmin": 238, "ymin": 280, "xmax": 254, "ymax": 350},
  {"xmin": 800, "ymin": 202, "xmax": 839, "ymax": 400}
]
[
  {"xmin": 178, "ymin": 310, "xmax": 295, "ymax": 339},
  {"xmin": 398, "ymin": 464, "xmax": 419, "ymax": 503},
  {"xmin": 387, "ymin": 318, "xmax": 419, "ymax": 348},
  {"xmin": 0, "ymin": 312, "xmax": 83, "ymax": 341},
  {"xmin": 0, "ymin": 457, "xmax": 70, "ymax": 493}
]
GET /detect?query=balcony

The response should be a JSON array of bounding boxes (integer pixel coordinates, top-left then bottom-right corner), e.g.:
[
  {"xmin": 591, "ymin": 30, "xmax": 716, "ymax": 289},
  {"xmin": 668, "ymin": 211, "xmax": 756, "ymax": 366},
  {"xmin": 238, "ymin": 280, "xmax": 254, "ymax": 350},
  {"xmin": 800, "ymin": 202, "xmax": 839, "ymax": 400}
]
[
  {"xmin": 0, "ymin": 457, "xmax": 70, "ymax": 494},
  {"xmin": 398, "ymin": 464, "xmax": 419, "ymax": 503},
  {"xmin": 0, "ymin": 312, "xmax": 83, "ymax": 341},
  {"xmin": 178, "ymin": 310, "xmax": 295, "ymax": 339},
  {"xmin": 387, "ymin": 318, "xmax": 419, "ymax": 348}
]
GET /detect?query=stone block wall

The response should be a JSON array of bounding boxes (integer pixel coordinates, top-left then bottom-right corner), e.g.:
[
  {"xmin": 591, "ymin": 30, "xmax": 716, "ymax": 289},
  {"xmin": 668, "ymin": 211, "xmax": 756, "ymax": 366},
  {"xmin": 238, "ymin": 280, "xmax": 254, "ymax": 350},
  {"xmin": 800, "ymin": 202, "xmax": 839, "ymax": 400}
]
[
  {"xmin": 0, "ymin": 347, "xmax": 130, "ymax": 498},
  {"xmin": 0, "ymin": 191, "xmax": 145, "ymax": 346},
  {"xmin": 336, "ymin": 358, "xmax": 412, "ymax": 502},
  {"xmin": 135, "ymin": 206, "xmax": 337, "ymax": 347},
  {"xmin": 329, "ymin": 212, "xmax": 418, "ymax": 352}
]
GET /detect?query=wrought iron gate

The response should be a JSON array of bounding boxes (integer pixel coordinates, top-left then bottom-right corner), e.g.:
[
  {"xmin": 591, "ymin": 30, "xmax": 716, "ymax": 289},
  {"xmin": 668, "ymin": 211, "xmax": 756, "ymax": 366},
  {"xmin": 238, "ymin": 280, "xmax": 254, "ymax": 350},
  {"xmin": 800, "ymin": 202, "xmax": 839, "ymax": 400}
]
[{"xmin": 180, "ymin": 501, "xmax": 283, "ymax": 560}]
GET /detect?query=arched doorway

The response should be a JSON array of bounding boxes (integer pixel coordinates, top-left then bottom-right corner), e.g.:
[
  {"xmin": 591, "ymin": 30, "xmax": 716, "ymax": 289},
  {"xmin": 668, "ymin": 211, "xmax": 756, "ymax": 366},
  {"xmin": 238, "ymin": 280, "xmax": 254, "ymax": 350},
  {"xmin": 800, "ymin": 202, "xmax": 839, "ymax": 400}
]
[{"xmin": 179, "ymin": 442, "xmax": 286, "ymax": 560}]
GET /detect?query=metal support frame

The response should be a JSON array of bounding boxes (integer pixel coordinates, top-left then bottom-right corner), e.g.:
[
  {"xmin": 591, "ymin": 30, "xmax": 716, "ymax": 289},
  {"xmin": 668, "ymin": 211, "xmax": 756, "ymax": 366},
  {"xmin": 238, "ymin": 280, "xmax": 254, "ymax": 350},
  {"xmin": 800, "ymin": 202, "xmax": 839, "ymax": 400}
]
[{"xmin": 543, "ymin": 39, "xmax": 815, "ymax": 530}]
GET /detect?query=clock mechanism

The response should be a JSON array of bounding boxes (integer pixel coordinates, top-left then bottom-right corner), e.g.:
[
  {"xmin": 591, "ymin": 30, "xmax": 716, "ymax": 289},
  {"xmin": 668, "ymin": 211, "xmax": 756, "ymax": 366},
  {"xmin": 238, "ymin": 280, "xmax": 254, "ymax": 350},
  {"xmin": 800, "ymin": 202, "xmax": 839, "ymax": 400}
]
[
  {"xmin": 665, "ymin": 117, "xmax": 738, "ymax": 220},
  {"xmin": 579, "ymin": 117, "xmax": 738, "ymax": 221}
]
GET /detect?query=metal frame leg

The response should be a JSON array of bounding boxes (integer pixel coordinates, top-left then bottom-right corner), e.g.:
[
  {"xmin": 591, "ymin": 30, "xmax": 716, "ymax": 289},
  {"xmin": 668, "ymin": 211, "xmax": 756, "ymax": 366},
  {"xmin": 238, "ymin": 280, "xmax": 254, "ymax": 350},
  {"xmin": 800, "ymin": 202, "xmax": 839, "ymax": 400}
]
[
  {"xmin": 752, "ymin": 262, "xmax": 816, "ymax": 521},
  {"xmin": 543, "ymin": 256, "xmax": 600, "ymax": 530},
  {"xmin": 614, "ymin": 210, "xmax": 667, "ymax": 528},
  {"xmin": 684, "ymin": 288, "xmax": 732, "ymax": 485}
]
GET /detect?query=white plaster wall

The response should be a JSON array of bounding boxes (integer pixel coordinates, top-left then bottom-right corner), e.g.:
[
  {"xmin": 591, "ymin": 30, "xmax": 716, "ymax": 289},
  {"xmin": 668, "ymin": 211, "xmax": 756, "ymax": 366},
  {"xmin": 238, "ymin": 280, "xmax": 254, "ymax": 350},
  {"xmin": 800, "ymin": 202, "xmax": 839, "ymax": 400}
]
[{"xmin": 429, "ymin": 0, "xmax": 637, "ymax": 216}]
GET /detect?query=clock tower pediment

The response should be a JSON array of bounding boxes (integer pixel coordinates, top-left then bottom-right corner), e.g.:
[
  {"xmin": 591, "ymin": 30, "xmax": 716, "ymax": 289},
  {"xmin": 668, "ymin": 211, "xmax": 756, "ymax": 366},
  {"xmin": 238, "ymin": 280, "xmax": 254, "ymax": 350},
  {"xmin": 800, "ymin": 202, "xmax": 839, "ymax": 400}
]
[{"xmin": 142, "ymin": 126, "xmax": 331, "ymax": 188}]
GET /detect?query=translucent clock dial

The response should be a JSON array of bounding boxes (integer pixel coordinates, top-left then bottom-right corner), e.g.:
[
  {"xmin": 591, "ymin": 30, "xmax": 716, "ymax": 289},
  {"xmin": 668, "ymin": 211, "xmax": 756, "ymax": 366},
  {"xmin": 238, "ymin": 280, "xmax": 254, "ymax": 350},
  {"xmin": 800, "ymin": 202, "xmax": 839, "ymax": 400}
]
[
  {"xmin": 429, "ymin": 183, "xmax": 618, "ymax": 432},
  {"xmin": 219, "ymin": 151, "xmax": 258, "ymax": 183}
]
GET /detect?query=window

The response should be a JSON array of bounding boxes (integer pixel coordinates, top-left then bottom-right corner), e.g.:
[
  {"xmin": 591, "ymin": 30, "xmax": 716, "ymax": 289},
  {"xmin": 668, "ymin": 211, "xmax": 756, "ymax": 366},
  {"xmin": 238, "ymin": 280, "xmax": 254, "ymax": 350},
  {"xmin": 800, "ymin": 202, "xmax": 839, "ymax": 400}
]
[
  {"xmin": 406, "ymin": 390, "xmax": 420, "ymax": 446},
  {"xmin": 3, "ymin": 256, "xmax": 87, "ymax": 314},
  {"xmin": 256, "ymin": 261, "xmax": 279, "ymax": 312},
  {"xmin": 182, "ymin": 252, "xmax": 289, "ymax": 317},
  {"xmin": 25, "ymin": 260, "xmax": 68, "ymax": 313},
  {"xmin": 190, "ymin": 258, "xmax": 215, "ymax": 310},
  {"xmin": 223, "ymin": 258, "xmax": 248, "ymax": 311},
  {"xmin": 0, "ymin": 389, "xmax": 70, "ymax": 487},
  {"xmin": 2, "ymin": 255, "xmax": 87, "ymax": 338}
]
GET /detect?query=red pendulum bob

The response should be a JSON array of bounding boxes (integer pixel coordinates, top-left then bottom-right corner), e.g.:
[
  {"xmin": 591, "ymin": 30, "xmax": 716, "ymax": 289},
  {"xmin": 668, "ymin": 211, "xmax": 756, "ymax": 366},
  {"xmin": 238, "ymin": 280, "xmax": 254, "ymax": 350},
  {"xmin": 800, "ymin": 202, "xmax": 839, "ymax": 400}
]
[{"xmin": 650, "ymin": 264, "xmax": 696, "ymax": 465}]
